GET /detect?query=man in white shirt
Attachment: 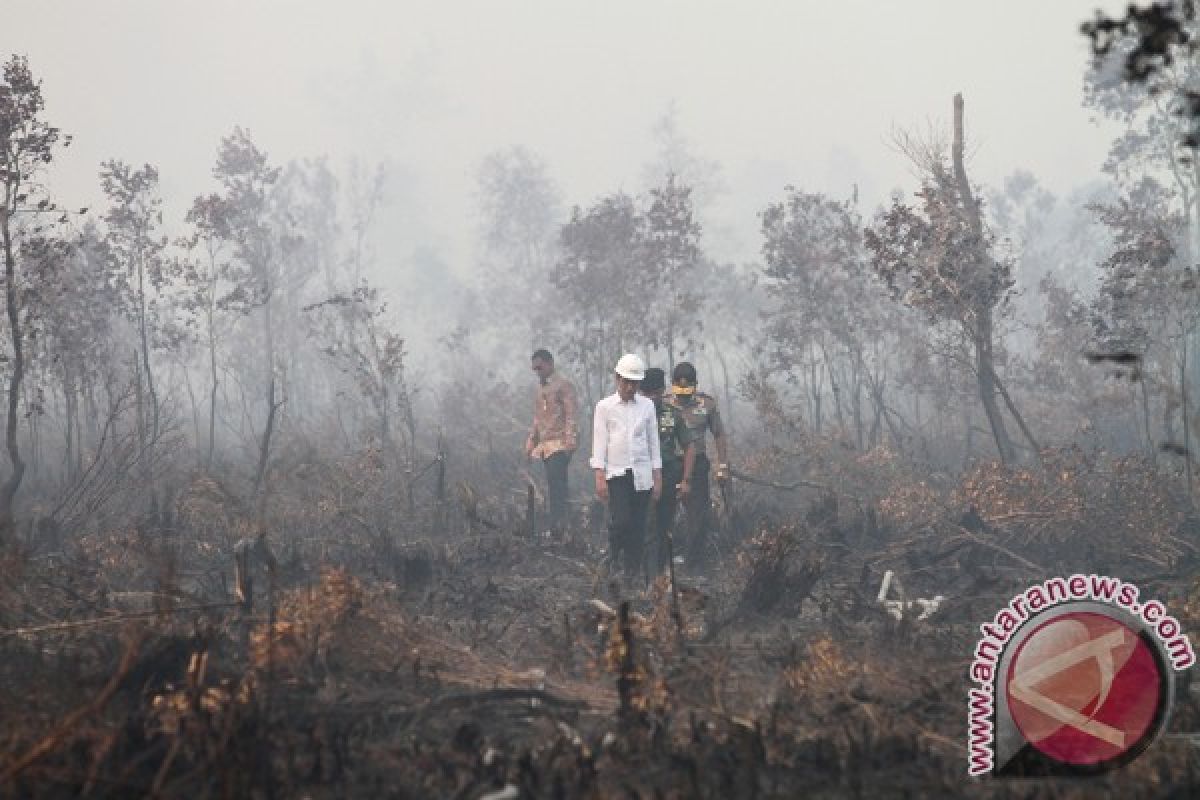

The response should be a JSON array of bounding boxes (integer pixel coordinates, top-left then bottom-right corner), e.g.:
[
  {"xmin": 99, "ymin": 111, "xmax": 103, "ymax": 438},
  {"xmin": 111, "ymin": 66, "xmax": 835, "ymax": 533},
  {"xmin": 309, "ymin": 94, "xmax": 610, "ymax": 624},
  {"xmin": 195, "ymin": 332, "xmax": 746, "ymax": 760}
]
[{"xmin": 590, "ymin": 353, "xmax": 662, "ymax": 580}]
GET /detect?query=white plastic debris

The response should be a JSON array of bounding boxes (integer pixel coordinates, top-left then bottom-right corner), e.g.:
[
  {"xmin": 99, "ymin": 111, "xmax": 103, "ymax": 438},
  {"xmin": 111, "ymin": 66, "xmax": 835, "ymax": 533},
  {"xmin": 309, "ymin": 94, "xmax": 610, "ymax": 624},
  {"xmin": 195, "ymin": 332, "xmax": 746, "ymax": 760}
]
[
  {"xmin": 556, "ymin": 721, "xmax": 585, "ymax": 749},
  {"xmin": 479, "ymin": 785, "xmax": 519, "ymax": 800},
  {"xmin": 876, "ymin": 569, "xmax": 900, "ymax": 605},
  {"xmin": 590, "ymin": 598, "xmax": 617, "ymax": 616},
  {"xmin": 877, "ymin": 569, "xmax": 944, "ymax": 621},
  {"xmin": 917, "ymin": 595, "xmax": 944, "ymax": 619}
]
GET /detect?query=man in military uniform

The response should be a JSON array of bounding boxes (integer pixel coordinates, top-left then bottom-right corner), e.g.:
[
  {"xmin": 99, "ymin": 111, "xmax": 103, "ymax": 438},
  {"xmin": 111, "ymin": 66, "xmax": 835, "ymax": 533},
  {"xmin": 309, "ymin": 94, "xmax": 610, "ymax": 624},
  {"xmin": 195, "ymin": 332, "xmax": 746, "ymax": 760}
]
[
  {"xmin": 666, "ymin": 362, "xmax": 730, "ymax": 565},
  {"xmin": 526, "ymin": 349, "xmax": 578, "ymax": 535},
  {"xmin": 640, "ymin": 368, "xmax": 697, "ymax": 576}
]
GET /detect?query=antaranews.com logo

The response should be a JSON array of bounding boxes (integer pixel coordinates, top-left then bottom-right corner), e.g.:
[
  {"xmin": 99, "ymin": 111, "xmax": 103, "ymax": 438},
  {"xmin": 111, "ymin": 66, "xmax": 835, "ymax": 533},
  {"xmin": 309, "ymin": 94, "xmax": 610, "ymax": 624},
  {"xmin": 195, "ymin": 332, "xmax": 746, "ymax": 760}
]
[{"xmin": 967, "ymin": 574, "xmax": 1195, "ymax": 777}]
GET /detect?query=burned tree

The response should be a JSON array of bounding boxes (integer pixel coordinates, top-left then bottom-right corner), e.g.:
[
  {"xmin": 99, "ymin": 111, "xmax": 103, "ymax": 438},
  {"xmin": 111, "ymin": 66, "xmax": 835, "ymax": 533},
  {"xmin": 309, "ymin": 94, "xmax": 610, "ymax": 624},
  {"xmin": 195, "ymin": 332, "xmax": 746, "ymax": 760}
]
[
  {"xmin": 553, "ymin": 193, "xmax": 648, "ymax": 405},
  {"xmin": 179, "ymin": 193, "xmax": 238, "ymax": 472},
  {"xmin": 304, "ymin": 283, "xmax": 410, "ymax": 464},
  {"xmin": 1088, "ymin": 177, "xmax": 1200, "ymax": 461},
  {"xmin": 0, "ymin": 56, "xmax": 70, "ymax": 539},
  {"xmin": 100, "ymin": 161, "xmax": 177, "ymax": 504},
  {"xmin": 38, "ymin": 225, "xmax": 119, "ymax": 483},
  {"xmin": 209, "ymin": 128, "xmax": 301, "ymax": 498},
  {"xmin": 475, "ymin": 146, "xmax": 564, "ymax": 349},
  {"xmin": 866, "ymin": 94, "xmax": 1038, "ymax": 464},
  {"xmin": 642, "ymin": 173, "xmax": 703, "ymax": 373},
  {"xmin": 759, "ymin": 188, "xmax": 909, "ymax": 447}
]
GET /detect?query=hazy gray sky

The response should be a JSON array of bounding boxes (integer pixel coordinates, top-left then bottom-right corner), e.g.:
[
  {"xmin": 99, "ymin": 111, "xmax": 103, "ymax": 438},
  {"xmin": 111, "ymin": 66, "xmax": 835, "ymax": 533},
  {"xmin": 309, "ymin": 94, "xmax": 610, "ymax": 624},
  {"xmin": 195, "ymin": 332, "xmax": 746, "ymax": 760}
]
[{"xmin": 16, "ymin": 0, "xmax": 1124, "ymax": 277}]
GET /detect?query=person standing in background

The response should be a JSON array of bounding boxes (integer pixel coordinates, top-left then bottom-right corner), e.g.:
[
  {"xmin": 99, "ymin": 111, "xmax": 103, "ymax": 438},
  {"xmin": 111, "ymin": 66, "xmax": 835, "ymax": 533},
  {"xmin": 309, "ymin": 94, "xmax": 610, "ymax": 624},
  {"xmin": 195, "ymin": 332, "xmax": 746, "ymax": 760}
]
[{"xmin": 526, "ymin": 349, "xmax": 578, "ymax": 535}]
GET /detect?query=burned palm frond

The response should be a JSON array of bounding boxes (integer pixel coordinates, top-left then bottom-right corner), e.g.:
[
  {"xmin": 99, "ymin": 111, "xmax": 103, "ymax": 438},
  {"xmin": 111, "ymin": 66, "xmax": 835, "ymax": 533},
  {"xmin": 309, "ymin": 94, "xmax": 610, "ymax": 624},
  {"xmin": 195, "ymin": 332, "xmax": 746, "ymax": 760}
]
[
  {"xmin": 779, "ymin": 635, "xmax": 857, "ymax": 698},
  {"xmin": 734, "ymin": 524, "xmax": 825, "ymax": 618},
  {"xmin": 601, "ymin": 601, "xmax": 669, "ymax": 728},
  {"xmin": 148, "ymin": 646, "xmax": 255, "ymax": 761},
  {"xmin": 233, "ymin": 531, "xmax": 277, "ymax": 611},
  {"xmin": 248, "ymin": 567, "xmax": 365, "ymax": 684},
  {"xmin": 601, "ymin": 577, "xmax": 708, "ymax": 652},
  {"xmin": 248, "ymin": 620, "xmax": 308, "ymax": 682}
]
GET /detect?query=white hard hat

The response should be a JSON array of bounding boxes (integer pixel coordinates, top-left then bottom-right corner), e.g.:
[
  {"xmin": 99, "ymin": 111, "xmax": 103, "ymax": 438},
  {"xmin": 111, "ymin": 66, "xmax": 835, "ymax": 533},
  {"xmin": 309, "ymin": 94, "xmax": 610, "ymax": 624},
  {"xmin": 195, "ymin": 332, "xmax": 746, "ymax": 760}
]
[{"xmin": 614, "ymin": 353, "xmax": 646, "ymax": 381}]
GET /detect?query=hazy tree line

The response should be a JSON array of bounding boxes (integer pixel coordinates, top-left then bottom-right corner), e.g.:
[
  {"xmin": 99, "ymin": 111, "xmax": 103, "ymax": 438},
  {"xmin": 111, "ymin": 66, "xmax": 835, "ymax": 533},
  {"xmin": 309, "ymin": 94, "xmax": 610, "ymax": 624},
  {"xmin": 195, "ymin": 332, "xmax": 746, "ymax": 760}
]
[{"xmin": 2, "ymin": 27, "xmax": 1200, "ymax": 544}]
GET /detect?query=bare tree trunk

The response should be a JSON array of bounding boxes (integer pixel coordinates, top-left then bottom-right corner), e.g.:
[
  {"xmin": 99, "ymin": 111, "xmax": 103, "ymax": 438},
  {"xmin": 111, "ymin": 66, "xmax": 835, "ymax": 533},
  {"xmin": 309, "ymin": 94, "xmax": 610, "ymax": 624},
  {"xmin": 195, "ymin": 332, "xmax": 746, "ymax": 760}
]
[
  {"xmin": 974, "ymin": 326, "xmax": 1015, "ymax": 464},
  {"xmin": 365, "ymin": 319, "xmax": 393, "ymax": 456},
  {"xmin": 865, "ymin": 372, "xmax": 904, "ymax": 456},
  {"xmin": 993, "ymin": 373, "xmax": 1041, "ymax": 458},
  {"xmin": 962, "ymin": 398, "xmax": 975, "ymax": 470},
  {"xmin": 132, "ymin": 348, "xmax": 146, "ymax": 481},
  {"xmin": 666, "ymin": 318, "xmax": 675, "ymax": 376},
  {"xmin": 0, "ymin": 206, "xmax": 26, "ymax": 540},
  {"xmin": 1140, "ymin": 377, "xmax": 1156, "ymax": 461},
  {"xmin": 805, "ymin": 343, "xmax": 825, "ymax": 434},
  {"xmin": 83, "ymin": 379, "xmax": 100, "ymax": 452},
  {"xmin": 713, "ymin": 341, "xmax": 734, "ymax": 432},
  {"xmin": 1184, "ymin": 336, "xmax": 1194, "ymax": 501},
  {"xmin": 253, "ymin": 376, "xmax": 280, "ymax": 501},
  {"xmin": 208, "ymin": 321, "xmax": 219, "ymax": 473},
  {"xmin": 851, "ymin": 350, "xmax": 865, "ymax": 450},
  {"xmin": 867, "ymin": 394, "xmax": 881, "ymax": 448},
  {"xmin": 181, "ymin": 359, "xmax": 201, "ymax": 462},
  {"xmin": 1189, "ymin": 156, "xmax": 1200, "ymax": 415},
  {"xmin": 809, "ymin": 356, "xmax": 822, "ymax": 434},
  {"xmin": 821, "ymin": 341, "xmax": 847, "ymax": 438},
  {"xmin": 24, "ymin": 379, "xmax": 40, "ymax": 480},
  {"xmin": 396, "ymin": 369, "xmax": 418, "ymax": 513},
  {"xmin": 136, "ymin": 252, "xmax": 160, "ymax": 448},
  {"xmin": 953, "ymin": 94, "xmax": 1016, "ymax": 464},
  {"xmin": 433, "ymin": 430, "xmax": 446, "ymax": 529},
  {"xmin": 63, "ymin": 365, "xmax": 77, "ymax": 483},
  {"xmin": 865, "ymin": 352, "xmax": 886, "ymax": 449},
  {"xmin": 64, "ymin": 366, "xmax": 78, "ymax": 480},
  {"xmin": 73, "ymin": 380, "xmax": 83, "ymax": 479}
]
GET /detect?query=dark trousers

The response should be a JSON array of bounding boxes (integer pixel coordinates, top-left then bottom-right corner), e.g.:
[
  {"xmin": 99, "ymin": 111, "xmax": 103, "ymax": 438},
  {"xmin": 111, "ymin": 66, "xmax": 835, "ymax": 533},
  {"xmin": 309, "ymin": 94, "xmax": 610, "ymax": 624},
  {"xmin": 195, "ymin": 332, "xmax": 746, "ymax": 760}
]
[
  {"xmin": 684, "ymin": 454, "xmax": 714, "ymax": 563},
  {"xmin": 607, "ymin": 471, "xmax": 650, "ymax": 576},
  {"xmin": 543, "ymin": 451, "xmax": 572, "ymax": 531},
  {"xmin": 650, "ymin": 460, "xmax": 683, "ymax": 572}
]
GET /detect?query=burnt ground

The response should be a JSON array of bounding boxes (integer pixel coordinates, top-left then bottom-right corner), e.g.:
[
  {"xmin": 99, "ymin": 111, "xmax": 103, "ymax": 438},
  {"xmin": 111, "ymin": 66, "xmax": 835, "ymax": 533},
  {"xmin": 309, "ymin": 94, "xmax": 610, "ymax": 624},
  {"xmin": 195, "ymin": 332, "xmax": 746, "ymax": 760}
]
[{"xmin": 2, "ymin": 444, "xmax": 1200, "ymax": 798}]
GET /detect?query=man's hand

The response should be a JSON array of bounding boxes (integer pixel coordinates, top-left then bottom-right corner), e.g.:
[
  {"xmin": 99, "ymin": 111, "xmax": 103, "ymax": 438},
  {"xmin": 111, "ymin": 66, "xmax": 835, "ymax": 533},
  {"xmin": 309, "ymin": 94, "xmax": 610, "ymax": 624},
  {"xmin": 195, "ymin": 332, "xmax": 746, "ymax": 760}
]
[
  {"xmin": 595, "ymin": 471, "xmax": 609, "ymax": 502},
  {"xmin": 715, "ymin": 462, "xmax": 731, "ymax": 482},
  {"xmin": 677, "ymin": 479, "xmax": 691, "ymax": 501},
  {"xmin": 525, "ymin": 435, "xmax": 536, "ymax": 458}
]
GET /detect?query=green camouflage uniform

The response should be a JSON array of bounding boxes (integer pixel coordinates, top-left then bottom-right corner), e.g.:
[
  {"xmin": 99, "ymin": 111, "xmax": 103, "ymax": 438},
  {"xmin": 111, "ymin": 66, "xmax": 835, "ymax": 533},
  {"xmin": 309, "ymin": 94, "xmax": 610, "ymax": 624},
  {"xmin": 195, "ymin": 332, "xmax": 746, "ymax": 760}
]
[
  {"xmin": 665, "ymin": 391, "xmax": 724, "ymax": 563},
  {"xmin": 667, "ymin": 392, "xmax": 724, "ymax": 456},
  {"xmin": 649, "ymin": 397, "xmax": 696, "ymax": 571}
]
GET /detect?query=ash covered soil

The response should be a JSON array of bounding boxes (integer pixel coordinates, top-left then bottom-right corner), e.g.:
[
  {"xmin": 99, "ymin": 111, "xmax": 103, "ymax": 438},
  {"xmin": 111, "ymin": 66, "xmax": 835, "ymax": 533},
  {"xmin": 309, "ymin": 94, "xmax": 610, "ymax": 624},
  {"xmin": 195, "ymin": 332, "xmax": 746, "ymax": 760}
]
[{"xmin": 3, "ymin": 445, "xmax": 1200, "ymax": 799}]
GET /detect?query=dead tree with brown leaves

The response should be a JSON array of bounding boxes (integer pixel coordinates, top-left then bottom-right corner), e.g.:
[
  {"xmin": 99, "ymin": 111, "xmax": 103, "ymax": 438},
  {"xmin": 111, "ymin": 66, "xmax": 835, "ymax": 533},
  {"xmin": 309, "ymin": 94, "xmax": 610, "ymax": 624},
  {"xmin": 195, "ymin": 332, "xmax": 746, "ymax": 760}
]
[{"xmin": 866, "ymin": 94, "xmax": 1039, "ymax": 464}]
